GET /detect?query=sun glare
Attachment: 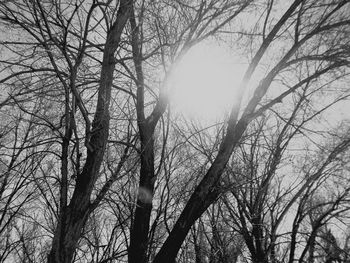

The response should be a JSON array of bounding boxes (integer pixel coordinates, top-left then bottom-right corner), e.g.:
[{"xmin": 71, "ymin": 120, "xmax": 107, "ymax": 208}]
[{"xmin": 170, "ymin": 42, "xmax": 244, "ymax": 121}]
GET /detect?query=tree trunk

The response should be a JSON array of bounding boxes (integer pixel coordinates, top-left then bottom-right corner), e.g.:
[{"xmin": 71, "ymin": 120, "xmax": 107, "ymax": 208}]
[
  {"xmin": 47, "ymin": 190, "xmax": 90, "ymax": 262},
  {"xmin": 128, "ymin": 3, "xmax": 165, "ymax": 261},
  {"xmin": 47, "ymin": 1, "xmax": 132, "ymax": 262},
  {"xmin": 129, "ymin": 127, "xmax": 156, "ymax": 263},
  {"xmin": 153, "ymin": 1, "xmax": 304, "ymax": 261},
  {"xmin": 153, "ymin": 119, "xmax": 249, "ymax": 263}
]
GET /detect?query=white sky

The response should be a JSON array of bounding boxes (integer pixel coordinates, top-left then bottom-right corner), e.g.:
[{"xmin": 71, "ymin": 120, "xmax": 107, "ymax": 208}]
[{"xmin": 169, "ymin": 41, "xmax": 247, "ymax": 122}]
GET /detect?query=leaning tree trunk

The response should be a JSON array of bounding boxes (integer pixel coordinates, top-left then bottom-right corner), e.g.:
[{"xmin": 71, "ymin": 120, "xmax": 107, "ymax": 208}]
[{"xmin": 153, "ymin": 1, "xmax": 304, "ymax": 261}]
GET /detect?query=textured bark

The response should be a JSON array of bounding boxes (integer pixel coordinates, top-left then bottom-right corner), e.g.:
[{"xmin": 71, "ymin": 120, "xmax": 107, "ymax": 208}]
[{"xmin": 47, "ymin": 1, "xmax": 132, "ymax": 262}]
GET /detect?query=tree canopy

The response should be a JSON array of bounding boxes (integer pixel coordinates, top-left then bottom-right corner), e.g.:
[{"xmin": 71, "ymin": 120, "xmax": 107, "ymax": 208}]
[{"xmin": 1, "ymin": 0, "xmax": 350, "ymax": 262}]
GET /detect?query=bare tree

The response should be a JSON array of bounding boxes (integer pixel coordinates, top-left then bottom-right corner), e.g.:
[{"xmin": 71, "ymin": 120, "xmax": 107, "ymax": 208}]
[
  {"xmin": 1, "ymin": 1, "xmax": 350, "ymax": 263},
  {"xmin": 154, "ymin": 1, "xmax": 350, "ymax": 261}
]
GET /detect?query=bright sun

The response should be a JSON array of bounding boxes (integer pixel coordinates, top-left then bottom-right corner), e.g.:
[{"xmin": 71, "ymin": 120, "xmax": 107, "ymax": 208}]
[{"xmin": 170, "ymin": 42, "xmax": 244, "ymax": 121}]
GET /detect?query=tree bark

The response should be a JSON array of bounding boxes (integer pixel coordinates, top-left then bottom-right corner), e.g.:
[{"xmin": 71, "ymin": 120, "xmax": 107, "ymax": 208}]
[
  {"xmin": 129, "ymin": 126, "xmax": 156, "ymax": 263},
  {"xmin": 47, "ymin": 1, "xmax": 132, "ymax": 262}
]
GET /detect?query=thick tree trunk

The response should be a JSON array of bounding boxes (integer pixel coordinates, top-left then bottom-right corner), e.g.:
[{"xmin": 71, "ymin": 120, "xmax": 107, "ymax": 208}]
[
  {"xmin": 128, "ymin": 3, "xmax": 164, "ymax": 261},
  {"xmin": 47, "ymin": 1, "xmax": 132, "ymax": 262},
  {"xmin": 251, "ymin": 250, "xmax": 269, "ymax": 263},
  {"xmin": 47, "ymin": 191, "xmax": 90, "ymax": 263},
  {"xmin": 47, "ymin": 135, "xmax": 112, "ymax": 263},
  {"xmin": 129, "ymin": 128, "xmax": 155, "ymax": 263},
  {"xmin": 153, "ymin": 121, "xmax": 247, "ymax": 263}
]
